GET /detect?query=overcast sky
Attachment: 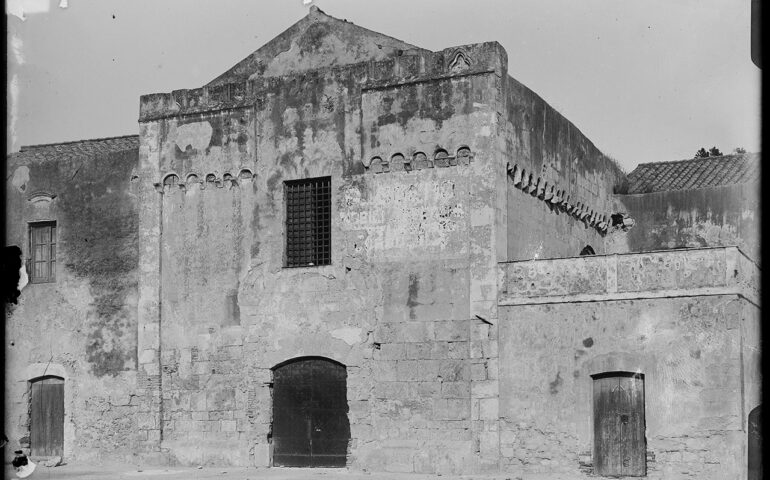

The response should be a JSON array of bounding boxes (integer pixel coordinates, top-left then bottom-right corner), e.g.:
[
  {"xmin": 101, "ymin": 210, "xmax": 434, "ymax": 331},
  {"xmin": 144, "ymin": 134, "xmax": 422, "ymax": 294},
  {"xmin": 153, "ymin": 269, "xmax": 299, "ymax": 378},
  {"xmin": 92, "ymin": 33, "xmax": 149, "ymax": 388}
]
[{"xmin": 6, "ymin": 0, "xmax": 760, "ymax": 172}]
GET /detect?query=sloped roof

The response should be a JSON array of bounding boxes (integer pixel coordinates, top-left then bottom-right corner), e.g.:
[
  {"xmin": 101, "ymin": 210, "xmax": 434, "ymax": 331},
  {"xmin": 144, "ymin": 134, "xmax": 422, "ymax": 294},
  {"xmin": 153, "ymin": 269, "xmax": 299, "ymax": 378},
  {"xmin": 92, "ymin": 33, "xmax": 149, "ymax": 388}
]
[
  {"xmin": 10, "ymin": 135, "xmax": 139, "ymax": 162},
  {"xmin": 626, "ymin": 153, "xmax": 760, "ymax": 194},
  {"xmin": 208, "ymin": 6, "xmax": 427, "ymax": 86}
]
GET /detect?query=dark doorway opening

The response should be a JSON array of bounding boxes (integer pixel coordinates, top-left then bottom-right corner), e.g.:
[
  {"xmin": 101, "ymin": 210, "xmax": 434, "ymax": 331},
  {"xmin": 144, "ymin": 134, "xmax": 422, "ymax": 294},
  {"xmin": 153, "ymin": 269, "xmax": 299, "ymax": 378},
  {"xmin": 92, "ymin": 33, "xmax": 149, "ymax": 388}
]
[
  {"xmin": 271, "ymin": 357, "xmax": 350, "ymax": 467},
  {"xmin": 748, "ymin": 405, "xmax": 762, "ymax": 480},
  {"xmin": 30, "ymin": 376, "xmax": 64, "ymax": 458}
]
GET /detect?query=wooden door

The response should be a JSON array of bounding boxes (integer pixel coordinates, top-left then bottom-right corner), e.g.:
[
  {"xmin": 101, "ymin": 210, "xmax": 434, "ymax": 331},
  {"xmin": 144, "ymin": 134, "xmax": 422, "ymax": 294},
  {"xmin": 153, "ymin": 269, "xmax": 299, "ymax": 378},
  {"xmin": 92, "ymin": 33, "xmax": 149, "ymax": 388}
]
[
  {"xmin": 30, "ymin": 376, "xmax": 64, "ymax": 458},
  {"xmin": 593, "ymin": 373, "xmax": 645, "ymax": 476},
  {"xmin": 272, "ymin": 358, "xmax": 349, "ymax": 467}
]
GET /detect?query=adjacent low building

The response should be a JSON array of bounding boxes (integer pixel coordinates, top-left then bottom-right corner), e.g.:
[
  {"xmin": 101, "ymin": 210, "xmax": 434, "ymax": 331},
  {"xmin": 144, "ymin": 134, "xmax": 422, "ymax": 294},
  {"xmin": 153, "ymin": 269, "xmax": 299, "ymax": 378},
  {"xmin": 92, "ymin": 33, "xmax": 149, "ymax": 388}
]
[{"xmin": 4, "ymin": 7, "xmax": 761, "ymax": 479}]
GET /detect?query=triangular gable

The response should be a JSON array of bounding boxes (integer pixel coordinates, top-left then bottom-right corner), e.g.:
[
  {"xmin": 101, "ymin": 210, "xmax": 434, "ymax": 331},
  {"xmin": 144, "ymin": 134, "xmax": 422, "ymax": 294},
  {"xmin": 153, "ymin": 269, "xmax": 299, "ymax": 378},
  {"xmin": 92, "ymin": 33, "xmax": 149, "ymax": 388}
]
[{"xmin": 208, "ymin": 6, "xmax": 428, "ymax": 86}]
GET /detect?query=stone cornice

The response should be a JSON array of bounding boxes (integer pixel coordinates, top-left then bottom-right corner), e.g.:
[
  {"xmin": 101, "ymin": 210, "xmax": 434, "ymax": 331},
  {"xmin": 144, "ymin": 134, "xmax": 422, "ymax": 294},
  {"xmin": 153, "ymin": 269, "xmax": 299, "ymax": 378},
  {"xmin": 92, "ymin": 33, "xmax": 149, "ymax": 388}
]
[{"xmin": 138, "ymin": 42, "xmax": 506, "ymax": 123}]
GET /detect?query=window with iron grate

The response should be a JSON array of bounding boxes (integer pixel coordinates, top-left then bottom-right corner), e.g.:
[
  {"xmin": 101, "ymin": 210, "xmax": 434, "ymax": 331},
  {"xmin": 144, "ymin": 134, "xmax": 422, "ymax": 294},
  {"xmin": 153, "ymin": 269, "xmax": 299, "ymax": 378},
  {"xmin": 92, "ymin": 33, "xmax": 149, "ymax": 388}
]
[
  {"xmin": 29, "ymin": 221, "xmax": 56, "ymax": 283},
  {"xmin": 285, "ymin": 177, "xmax": 331, "ymax": 267}
]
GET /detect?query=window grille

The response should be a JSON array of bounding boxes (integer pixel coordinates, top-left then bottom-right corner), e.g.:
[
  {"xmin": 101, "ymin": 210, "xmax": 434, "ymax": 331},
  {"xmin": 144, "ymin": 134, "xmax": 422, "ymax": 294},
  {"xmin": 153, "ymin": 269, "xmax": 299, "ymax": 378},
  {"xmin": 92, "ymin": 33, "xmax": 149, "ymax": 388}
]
[
  {"xmin": 29, "ymin": 222, "xmax": 56, "ymax": 283},
  {"xmin": 285, "ymin": 177, "xmax": 331, "ymax": 267}
]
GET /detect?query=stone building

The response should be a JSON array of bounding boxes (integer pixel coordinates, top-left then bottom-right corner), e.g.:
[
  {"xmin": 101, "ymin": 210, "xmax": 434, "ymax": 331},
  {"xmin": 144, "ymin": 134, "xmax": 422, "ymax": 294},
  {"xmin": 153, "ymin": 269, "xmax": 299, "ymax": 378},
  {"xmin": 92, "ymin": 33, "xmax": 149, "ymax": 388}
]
[{"xmin": 4, "ymin": 7, "xmax": 761, "ymax": 479}]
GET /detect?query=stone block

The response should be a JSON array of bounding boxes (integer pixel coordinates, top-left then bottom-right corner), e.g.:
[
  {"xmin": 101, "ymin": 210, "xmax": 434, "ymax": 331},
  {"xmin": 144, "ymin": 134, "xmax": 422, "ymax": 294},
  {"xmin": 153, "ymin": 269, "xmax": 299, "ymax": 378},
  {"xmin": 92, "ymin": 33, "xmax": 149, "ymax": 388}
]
[
  {"xmin": 374, "ymin": 323, "xmax": 401, "ymax": 343},
  {"xmin": 413, "ymin": 450, "xmax": 436, "ymax": 474},
  {"xmin": 471, "ymin": 322, "xmax": 490, "ymax": 341},
  {"xmin": 374, "ymin": 381, "xmax": 409, "ymax": 399},
  {"xmin": 435, "ymin": 320, "xmax": 469, "ymax": 341},
  {"xmin": 253, "ymin": 442, "xmax": 270, "ymax": 467},
  {"xmin": 438, "ymin": 360, "xmax": 470, "ymax": 382},
  {"xmin": 207, "ymin": 388, "xmax": 236, "ymax": 411},
  {"xmin": 372, "ymin": 361, "xmax": 398, "ymax": 381},
  {"xmin": 142, "ymin": 362, "xmax": 160, "ymax": 376},
  {"xmin": 411, "ymin": 381, "xmax": 441, "ymax": 397},
  {"xmin": 472, "ymin": 380, "xmax": 499, "ymax": 398},
  {"xmin": 382, "ymin": 448, "xmax": 415, "ymax": 473},
  {"xmin": 221, "ymin": 420, "xmax": 237, "ymax": 432},
  {"xmin": 192, "ymin": 411, "xmax": 208, "ymax": 421},
  {"xmin": 376, "ymin": 343, "xmax": 406, "ymax": 360},
  {"xmin": 402, "ymin": 322, "xmax": 434, "ymax": 343},
  {"xmin": 397, "ymin": 360, "xmax": 438, "ymax": 381},
  {"xmin": 209, "ymin": 410, "xmax": 233, "ymax": 420},
  {"xmin": 486, "ymin": 358, "xmax": 499, "ymax": 379},
  {"xmin": 470, "ymin": 361, "xmax": 487, "ymax": 381},
  {"xmin": 433, "ymin": 398, "xmax": 470, "ymax": 420},
  {"xmin": 136, "ymin": 412, "xmax": 157, "ymax": 430},
  {"xmin": 191, "ymin": 392, "xmax": 207, "ymax": 411},
  {"xmin": 139, "ymin": 349, "xmax": 157, "ymax": 364},
  {"xmin": 479, "ymin": 398, "xmax": 499, "ymax": 420},
  {"xmin": 478, "ymin": 430, "xmax": 498, "ymax": 455},
  {"xmin": 405, "ymin": 342, "xmax": 432, "ymax": 359},
  {"xmin": 441, "ymin": 381, "xmax": 471, "ymax": 398}
]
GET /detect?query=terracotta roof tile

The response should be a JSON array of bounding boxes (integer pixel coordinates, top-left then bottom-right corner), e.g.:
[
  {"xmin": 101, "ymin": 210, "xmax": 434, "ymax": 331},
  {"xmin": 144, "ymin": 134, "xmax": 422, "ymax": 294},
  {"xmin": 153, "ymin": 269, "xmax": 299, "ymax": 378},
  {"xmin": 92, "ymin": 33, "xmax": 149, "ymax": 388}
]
[
  {"xmin": 626, "ymin": 153, "xmax": 760, "ymax": 194},
  {"xmin": 9, "ymin": 135, "xmax": 139, "ymax": 162}
]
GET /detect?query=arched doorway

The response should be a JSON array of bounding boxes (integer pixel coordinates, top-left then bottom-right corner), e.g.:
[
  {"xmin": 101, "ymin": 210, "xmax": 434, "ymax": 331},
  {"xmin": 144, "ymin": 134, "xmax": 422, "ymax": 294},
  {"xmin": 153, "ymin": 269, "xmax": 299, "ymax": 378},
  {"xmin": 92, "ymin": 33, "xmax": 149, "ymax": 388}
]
[
  {"xmin": 30, "ymin": 376, "xmax": 64, "ymax": 458},
  {"xmin": 272, "ymin": 357, "xmax": 350, "ymax": 467}
]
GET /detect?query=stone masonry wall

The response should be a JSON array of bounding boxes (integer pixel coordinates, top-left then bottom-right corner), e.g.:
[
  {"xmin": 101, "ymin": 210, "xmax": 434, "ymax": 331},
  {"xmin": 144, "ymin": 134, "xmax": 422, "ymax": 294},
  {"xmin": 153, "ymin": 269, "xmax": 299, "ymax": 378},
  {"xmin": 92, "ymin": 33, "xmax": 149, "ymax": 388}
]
[
  {"xmin": 5, "ymin": 147, "xmax": 145, "ymax": 462},
  {"xmin": 497, "ymin": 247, "xmax": 760, "ymax": 479},
  {"xmin": 137, "ymin": 41, "xmax": 508, "ymax": 474},
  {"xmin": 609, "ymin": 182, "xmax": 761, "ymax": 264},
  {"xmin": 503, "ymin": 74, "xmax": 627, "ymax": 261}
]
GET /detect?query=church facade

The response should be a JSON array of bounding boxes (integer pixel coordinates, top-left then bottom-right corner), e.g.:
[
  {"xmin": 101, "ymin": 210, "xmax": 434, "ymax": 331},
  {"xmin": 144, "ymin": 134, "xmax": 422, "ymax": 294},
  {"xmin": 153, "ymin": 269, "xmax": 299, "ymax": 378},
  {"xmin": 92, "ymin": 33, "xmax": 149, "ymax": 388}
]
[{"xmin": 5, "ymin": 7, "xmax": 760, "ymax": 479}]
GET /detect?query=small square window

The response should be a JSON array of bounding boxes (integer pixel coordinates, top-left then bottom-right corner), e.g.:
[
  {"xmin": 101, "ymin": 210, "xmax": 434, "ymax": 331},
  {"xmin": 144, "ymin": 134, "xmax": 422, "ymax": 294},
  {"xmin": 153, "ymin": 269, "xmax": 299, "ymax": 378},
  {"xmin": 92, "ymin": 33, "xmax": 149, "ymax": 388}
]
[
  {"xmin": 29, "ymin": 221, "xmax": 57, "ymax": 283},
  {"xmin": 285, "ymin": 177, "xmax": 331, "ymax": 267}
]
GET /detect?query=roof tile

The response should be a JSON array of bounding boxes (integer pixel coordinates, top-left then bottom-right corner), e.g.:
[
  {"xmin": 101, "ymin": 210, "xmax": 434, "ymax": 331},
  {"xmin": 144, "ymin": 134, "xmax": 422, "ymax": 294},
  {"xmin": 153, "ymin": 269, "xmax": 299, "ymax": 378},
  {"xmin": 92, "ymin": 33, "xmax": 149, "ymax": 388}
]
[{"xmin": 626, "ymin": 153, "xmax": 760, "ymax": 194}]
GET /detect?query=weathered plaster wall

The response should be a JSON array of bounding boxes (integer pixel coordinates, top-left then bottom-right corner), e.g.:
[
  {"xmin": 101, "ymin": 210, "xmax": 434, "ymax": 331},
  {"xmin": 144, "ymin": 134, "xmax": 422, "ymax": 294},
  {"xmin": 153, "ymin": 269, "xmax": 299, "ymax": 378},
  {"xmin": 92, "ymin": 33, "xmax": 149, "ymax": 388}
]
[
  {"xmin": 4, "ymin": 148, "xmax": 142, "ymax": 461},
  {"xmin": 138, "ymin": 41, "xmax": 508, "ymax": 473},
  {"xmin": 208, "ymin": 6, "xmax": 426, "ymax": 86},
  {"xmin": 497, "ymin": 248, "xmax": 760, "ymax": 479},
  {"xmin": 610, "ymin": 182, "xmax": 760, "ymax": 263},
  {"xmin": 503, "ymin": 75, "xmax": 626, "ymax": 261},
  {"xmin": 499, "ymin": 296, "xmax": 751, "ymax": 479}
]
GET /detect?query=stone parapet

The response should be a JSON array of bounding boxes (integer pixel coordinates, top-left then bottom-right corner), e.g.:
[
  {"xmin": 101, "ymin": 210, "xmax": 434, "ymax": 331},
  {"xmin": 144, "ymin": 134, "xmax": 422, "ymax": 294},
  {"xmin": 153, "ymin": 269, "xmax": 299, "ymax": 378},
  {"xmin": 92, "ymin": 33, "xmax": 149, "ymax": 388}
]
[
  {"xmin": 499, "ymin": 246, "xmax": 759, "ymax": 306},
  {"xmin": 138, "ymin": 42, "xmax": 506, "ymax": 122}
]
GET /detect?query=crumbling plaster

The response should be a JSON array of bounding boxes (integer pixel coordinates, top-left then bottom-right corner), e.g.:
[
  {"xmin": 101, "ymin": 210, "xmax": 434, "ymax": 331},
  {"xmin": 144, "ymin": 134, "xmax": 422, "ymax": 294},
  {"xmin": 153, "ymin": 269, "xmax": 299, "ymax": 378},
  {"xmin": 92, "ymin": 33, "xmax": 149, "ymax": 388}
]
[
  {"xmin": 4, "ymin": 149, "xmax": 143, "ymax": 462},
  {"xmin": 497, "ymin": 247, "xmax": 760, "ymax": 479},
  {"xmin": 610, "ymin": 182, "xmax": 761, "ymax": 264},
  {"xmin": 134, "ymin": 40, "xmax": 510, "ymax": 473}
]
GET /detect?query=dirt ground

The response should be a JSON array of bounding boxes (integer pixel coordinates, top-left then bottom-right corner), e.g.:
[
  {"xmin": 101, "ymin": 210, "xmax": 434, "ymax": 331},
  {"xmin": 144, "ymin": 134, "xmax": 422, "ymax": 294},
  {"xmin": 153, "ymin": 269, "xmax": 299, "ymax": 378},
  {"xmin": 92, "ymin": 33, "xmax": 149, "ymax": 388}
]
[{"xmin": 1, "ymin": 461, "xmax": 573, "ymax": 480}]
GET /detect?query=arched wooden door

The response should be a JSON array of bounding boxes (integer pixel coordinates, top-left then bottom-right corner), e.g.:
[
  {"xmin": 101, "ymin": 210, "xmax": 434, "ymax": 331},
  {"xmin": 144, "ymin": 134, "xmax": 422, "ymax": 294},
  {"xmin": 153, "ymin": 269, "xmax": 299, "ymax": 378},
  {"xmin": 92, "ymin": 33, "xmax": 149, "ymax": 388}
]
[
  {"xmin": 272, "ymin": 357, "xmax": 350, "ymax": 467},
  {"xmin": 30, "ymin": 376, "xmax": 64, "ymax": 458}
]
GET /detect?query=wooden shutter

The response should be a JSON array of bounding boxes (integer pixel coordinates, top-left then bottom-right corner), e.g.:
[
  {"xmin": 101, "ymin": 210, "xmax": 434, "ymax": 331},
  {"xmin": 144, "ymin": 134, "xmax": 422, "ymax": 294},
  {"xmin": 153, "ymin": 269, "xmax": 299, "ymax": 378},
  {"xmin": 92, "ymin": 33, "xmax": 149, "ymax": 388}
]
[
  {"xmin": 593, "ymin": 373, "xmax": 645, "ymax": 476},
  {"xmin": 29, "ymin": 222, "xmax": 56, "ymax": 283}
]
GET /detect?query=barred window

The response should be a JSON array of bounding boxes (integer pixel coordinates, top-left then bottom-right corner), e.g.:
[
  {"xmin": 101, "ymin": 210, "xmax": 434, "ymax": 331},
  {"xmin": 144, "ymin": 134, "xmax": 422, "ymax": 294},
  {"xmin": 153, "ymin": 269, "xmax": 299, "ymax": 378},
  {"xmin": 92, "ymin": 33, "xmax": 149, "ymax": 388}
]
[
  {"xmin": 285, "ymin": 177, "xmax": 331, "ymax": 267},
  {"xmin": 29, "ymin": 221, "xmax": 57, "ymax": 283}
]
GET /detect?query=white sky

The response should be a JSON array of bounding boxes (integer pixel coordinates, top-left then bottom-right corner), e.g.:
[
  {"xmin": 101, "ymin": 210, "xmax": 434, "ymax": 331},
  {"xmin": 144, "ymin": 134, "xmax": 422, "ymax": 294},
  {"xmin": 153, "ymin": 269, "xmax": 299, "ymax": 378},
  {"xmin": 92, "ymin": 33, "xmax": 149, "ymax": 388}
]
[{"xmin": 6, "ymin": 0, "xmax": 761, "ymax": 172}]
